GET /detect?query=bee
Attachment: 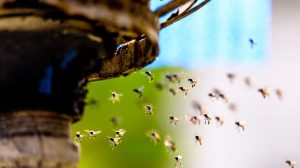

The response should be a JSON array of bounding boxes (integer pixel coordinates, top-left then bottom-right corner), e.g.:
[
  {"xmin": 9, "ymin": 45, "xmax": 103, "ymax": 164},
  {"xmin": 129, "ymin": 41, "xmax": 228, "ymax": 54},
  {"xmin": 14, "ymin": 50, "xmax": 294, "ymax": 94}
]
[
  {"xmin": 185, "ymin": 114, "xmax": 201, "ymax": 125},
  {"xmin": 108, "ymin": 136, "xmax": 121, "ymax": 149},
  {"xmin": 244, "ymin": 77, "xmax": 253, "ymax": 87},
  {"xmin": 169, "ymin": 115, "xmax": 179, "ymax": 126},
  {"xmin": 165, "ymin": 74, "xmax": 176, "ymax": 83},
  {"xmin": 174, "ymin": 155, "xmax": 183, "ymax": 168},
  {"xmin": 275, "ymin": 88, "xmax": 284, "ymax": 100},
  {"xmin": 133, "ymin": 86, "xmax": 144, "ymax": 98},
  {"xmin": 115, "ymin": 129, "xmax": 126, "ymax": 138},
  {"xmin": 215, "ymin": 116, "xmax": 224, "ymax": 126},
  {"xmin": 145, "ymin": 70, "xmax": 154, "ymax": 82},
  {"xmin": 285, "ymin": 160, "xmax": 296, "ymax": 168},
  {"xmin": 249, "ymin": 38, "xmax": 257, "ymax": 48},
  {"xmin": 227, "ymin": 73, "xmax": 236, "ymax": 83},
  {"xmin": 212, "ymin": 88, "xmax": 222, "ymax": 95},
  {"xmin": 85, "ymin": 98, "xmax": 98, "ymax": 106},
  {"xmin": 165, "ymin": 73, "xmax": 183, "ymax": 83},
  {"xmin": 213, "ymin": 88, "xmax": 228, "ymax": 102},
  {"xmin": 164, "ymin": 136, "xmax": 177, "ymax": 152},
  {"xmin": 203, "ymin": 113, "xmax": 212, "ymax": 125},
  {"xmin": 235, "ymin": 121, "xmax": 246, "ymax": 132},
  {"xmin": 144, "ymin": 104, "xmax": 154, "ymax": 116},
  {"xmin": 192, "ymin": 101, "xmax": 206, "ymax": 115},
  {"xmin": 155, "ymin": 82, "xmax": 164, "ymax": 91},
  {"xmin": 147, "ymin": 130, "xmax": 161, "ymax": 144},
  {"xmin": 218, "ymin": 93, "xmax": 229, "ymax": 103},
  {"xmin": 208, "ymin": 92, "xmax": 218, "ymax": 100},
  {"xmin": 169, "ymin": 88, "xmax": 179, "ymax": 96},
  {"xmin": 110, "ymin": 91, "xmax": 123, "ymax": 103},
  {"xmin": 228, "ymin": 103, "xmax": 237, "ymax": 112},
  {"xmin": 172, "ymin": 73, "xmax": 183, "ymax": 84},
  {"xmin": 74, "ymin": 132, "xmax": 85, "ymax": 143},
  {"xmin": 188, "ymin": 78, "xmax": 198, "ymax": 87},
  {"xmin": 178, "ymin": 86, "xmax": 189, "ymax": 96},
  {"xmin": 258, "ymin": 87, "xmax": 270, "ymax": 99},
  {"xmin": 195, "ymin": 135, "xmax": 202, "ymax": 145},
  {"xmin": 110, "ymin": 117, "xmax": 122, "ymax": 127},
  {"xmin": 84, "ymin": 130, "xmax": 101, "ymax": 139}
]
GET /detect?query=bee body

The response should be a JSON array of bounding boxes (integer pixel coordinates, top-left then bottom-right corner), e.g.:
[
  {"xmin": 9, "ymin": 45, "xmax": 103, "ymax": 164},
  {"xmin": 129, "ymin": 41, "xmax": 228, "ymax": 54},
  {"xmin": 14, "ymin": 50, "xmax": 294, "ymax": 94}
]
[{"xmin": 169, "ymin": 115, "xmax": 179, "ymax": 126}]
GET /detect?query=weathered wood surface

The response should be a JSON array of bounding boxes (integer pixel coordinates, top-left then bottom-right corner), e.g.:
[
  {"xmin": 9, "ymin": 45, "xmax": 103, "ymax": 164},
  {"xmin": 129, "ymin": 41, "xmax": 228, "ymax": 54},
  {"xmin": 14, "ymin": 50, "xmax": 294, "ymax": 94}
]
[{"xmin": 0, "ymin": 111, "xmax": 78, "ymax": 168}]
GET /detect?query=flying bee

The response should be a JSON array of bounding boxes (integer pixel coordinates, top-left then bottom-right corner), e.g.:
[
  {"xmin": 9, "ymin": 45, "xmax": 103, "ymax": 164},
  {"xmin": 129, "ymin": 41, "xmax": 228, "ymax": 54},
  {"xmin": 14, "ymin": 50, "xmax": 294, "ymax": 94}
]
[
  {"xmin": 188, "ymin": 78, "xmax": 198, "ymax": 88},
  {"xmin": 174, "ymin": 155, "xmax": 183, "ymax": 168},
  {"xmin": 185, "ymin": 114, "xmax": 201, "ymax": 125},
  {"xmin": 147, "ymin": 130, "xmax": 161, "ymax": 144},
  {"xmin": 169, "ymin": 115, "xmax": 179, "ymax": 126},
  {"xmin": 208, "ymin": 92, "xmax": 218, "ymax": 100},
  {"xmin": 228, "ymin": 103, "xmax": 237, "ymax": 112},
  {"xmin": 215, "ymin": 116, "xmax": 224, "ymax": 126},
  {"xmin": 85, "ymin": 98, "xmax": 98, "ymax": 106},
  {"xmin": 212, "ymin": 88, "xmax": 222, "ymax": 95},
  {"xmin": 169, "ymin": 87, "xmax": 179, "ymax": 96},
  {"xmin": 110, "ymin": 116, "xmax": 122, "ymax": 127},
  {"xmin": 244, "ymin": 77, "xmax": 253, "ymax": 87},
  {"xmin": 275, "ymin": 88, "xmax": 284, "ymax": 100},
  {"xmin": 285, "ymin": 160, "xmax": 296, "ymax": 168},
  {"xmin": 218, "ymin": 93, "xmax": 229, "ymax": 103},
  {"xmin": 144, "ymin": 70, "xmax": 154, "ymax": 82},
  {"xmin": 165, "ymin": 73, "xmax": 183, "ymax": 83},
  {"xmin": 178, "ymin": 86, "xmax": 189, "ymax": 96},
  {"xmin": 213, "ymin": 88, "xmax": 228, "ymax": 102},
  {"xmin": 172, "ymin": 73, "xmax": 184, "ymax": 84},
  {"xmin": 84, "ymin": 130, "xmax": 101, "ymax": 139},
  {"xmin": 258, "ymin": 87, "xmax": 270, "ymax": 99},
  {"xmin": 165, "ymin": 74, "xmax": 176, "ymax": 83},
  {"xmin": 227, "ymin": 73, "xmax": 236, "ymax": 83},
  {"xmin": 235, "ymin": 121, "xmax": 246, "ymax": 132},
  {"xmin": 192, "ymin": 101, "xmax": 206, "ymax": 115},
  {"xmin": 144, "ymin": 104, "xmax": 154, "ymax": 116},
  {"xmin": 115, "ymin": 129, "xmax": 126, "ymax": 138},
  {"xmin": 203, "ymin": 113, "xmax": 212, "ymax": 125},
  {"xmin": 74, "ymin": 132, "xmax": 85, "ymax": 143},
  {"xmin": 109, "ymin": 91, "xmax": 123, "ymax": 103},
  {"xmin": 249, "ymin": 38, "xmax": 257, "ymax": 48},
  {"xmin": 195, "ymin": 135, "xmax": 203, "ymax": 145},
  {"xmin": 164, "ymin": 136, "xmax": 177, "ymax": 152},
  {"xmin": 133, "ymin": 86, "xmax": 144, "ymax": 98},
  {"xmin": 155, "ymin": 82, "xmax": 164, "ymax": 91},
  {"xmin": 108, "ymin": 136, "xmax": 121, "ymax": 149}
]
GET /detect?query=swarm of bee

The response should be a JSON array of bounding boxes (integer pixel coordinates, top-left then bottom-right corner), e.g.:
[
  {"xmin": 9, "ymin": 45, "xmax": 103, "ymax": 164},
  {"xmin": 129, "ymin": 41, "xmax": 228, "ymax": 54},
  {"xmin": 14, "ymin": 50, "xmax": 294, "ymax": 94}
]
[
  {"xmin": 75, "ymin": 68, "xmax": 286, "ymax": 168},
  {"xmin": 74, "ymin": 130, "xmax": 101, "ymax": 143}
]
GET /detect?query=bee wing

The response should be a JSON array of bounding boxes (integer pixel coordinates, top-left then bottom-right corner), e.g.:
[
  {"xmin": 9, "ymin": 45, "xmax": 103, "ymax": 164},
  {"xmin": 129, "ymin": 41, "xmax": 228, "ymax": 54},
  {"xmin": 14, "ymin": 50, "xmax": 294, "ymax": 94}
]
[
  {"xmin": 138, "ymin": 86, "xmax": 145, "ymax": 91},
  {"xmin": 94, "ymin": 131, "xmax": 102, "ymax": 135},
  {"xmin": 84, "ymin": 130, "xmax": 91, "ymax": 134}
]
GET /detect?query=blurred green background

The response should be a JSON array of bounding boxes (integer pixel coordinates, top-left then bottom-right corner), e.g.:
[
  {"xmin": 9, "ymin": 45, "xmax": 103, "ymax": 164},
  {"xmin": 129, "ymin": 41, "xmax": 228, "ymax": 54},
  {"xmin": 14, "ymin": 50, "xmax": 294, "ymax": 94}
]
[{"xmin": 72, "ymin": 67, "xmax": 183, "ymax": 168}]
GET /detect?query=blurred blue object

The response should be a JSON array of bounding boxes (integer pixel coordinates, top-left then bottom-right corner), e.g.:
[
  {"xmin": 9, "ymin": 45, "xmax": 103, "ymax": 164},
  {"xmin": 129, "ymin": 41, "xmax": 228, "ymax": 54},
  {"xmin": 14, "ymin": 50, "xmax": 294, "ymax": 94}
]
[{"xmin": 149, "ymin": 0, "xmax": 272, "ymax": 68}]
